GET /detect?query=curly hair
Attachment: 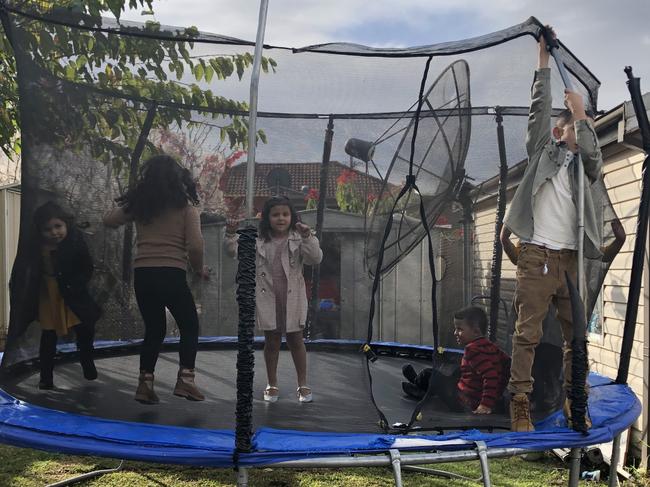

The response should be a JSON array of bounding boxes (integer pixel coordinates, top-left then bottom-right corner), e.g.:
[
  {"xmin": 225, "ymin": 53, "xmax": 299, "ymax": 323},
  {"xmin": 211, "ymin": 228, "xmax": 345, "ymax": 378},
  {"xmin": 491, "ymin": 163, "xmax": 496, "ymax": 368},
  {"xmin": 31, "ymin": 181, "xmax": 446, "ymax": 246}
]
[
  {"xmin": 116, "ymin": 154, "xmax": 199, "ymax": 223},
  {"xmin": 32, "ymin": 201, "xmax": 74, "ymax": 242},
  {"xmin": 258, "ymin": 196, "xmax": 298, "ymax": 241}
]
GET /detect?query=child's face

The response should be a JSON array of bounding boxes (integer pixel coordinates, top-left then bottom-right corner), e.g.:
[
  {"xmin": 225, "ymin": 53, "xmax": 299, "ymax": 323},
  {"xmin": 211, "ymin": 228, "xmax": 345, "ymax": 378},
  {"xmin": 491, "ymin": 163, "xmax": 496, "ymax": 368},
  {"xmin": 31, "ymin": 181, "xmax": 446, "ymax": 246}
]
[
  {"xmin": 453, "ymin": 319, "xmax": 482, "ymax": 347},
  {"xmin": 269, "ymin": 205, "xmax": 292, "ymax": 235},
  {"xmin": 554, "ymin": 119, "xmax": 578, "ymax": 151},
  {"xmin": 41, "ymin": 218, "xmax": 68, "ymax": 247}
]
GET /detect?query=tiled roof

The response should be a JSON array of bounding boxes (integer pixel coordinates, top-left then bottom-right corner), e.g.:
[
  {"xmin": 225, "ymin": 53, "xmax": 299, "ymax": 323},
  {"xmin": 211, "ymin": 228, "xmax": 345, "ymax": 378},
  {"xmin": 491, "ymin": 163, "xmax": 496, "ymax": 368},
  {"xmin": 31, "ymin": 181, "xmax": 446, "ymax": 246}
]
[{"xmin": 221, "ymin": 161, "xmax": 384, "ymax": 198}]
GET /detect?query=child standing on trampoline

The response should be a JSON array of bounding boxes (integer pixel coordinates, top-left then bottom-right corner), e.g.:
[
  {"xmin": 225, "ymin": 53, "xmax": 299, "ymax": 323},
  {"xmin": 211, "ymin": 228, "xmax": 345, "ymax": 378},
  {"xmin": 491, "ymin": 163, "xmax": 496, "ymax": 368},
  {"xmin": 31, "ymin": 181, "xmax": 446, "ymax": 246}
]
[
  {"xmin": 500, "ymin": 27, "xmax": 603, "ymax": 432},
  {"xmin": 30, "ymin": 202, "xmax": 100, "ymax": 390},
  {"xmin": 104, "ymin": 154, "xmax": 209, "ymax": 404},
  {"xmin": 226, "ymin": 196, "xmax": 322, "ymax": 403}
]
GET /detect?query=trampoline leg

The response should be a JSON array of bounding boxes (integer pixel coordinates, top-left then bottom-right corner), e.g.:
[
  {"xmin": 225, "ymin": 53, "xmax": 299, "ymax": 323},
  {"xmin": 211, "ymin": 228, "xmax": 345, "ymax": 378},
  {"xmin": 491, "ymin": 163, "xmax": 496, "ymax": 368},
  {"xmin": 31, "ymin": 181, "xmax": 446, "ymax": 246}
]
[
  {"xmin": 476, "ymin": 441, "xmax": 492, "ymax": 487},
  {"xmin": 389, "ymin": 449, "xmax": 403, "ymax": 487},
  {"xmin": 608, "ymin": 434, "xmax": 622, "ymax": 487},
  {"xmin": 237, "ymin": 467, "xmax": 249, "ymax": 487},
  {"xmin": 45, "ymin": 460, "xmax": 124, "ymax": 487},
  {"xmin": 568, "ymin": 447, "xmax": 581, "ymax": 487}
]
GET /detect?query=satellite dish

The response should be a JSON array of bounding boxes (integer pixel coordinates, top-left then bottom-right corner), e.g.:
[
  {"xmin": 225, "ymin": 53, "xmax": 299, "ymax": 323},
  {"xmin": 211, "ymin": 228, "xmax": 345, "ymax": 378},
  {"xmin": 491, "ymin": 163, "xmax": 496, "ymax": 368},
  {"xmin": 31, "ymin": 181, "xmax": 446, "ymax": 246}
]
[
  {"xmin": 266, "ymin": 167, "xmax": 292, "ymax": 195},
  {"xmin": 365, "ymin": 59, "xmax": 471, "ymax": 276}
]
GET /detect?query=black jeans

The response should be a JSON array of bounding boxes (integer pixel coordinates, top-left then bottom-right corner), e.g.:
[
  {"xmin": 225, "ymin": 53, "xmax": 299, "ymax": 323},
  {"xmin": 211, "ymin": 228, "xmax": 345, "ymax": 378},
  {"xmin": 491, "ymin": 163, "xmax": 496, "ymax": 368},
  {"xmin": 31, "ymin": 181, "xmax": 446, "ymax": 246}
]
[
  {"xmin": 134, "ymin": 267, "xmax": 199, "ymax": 373},
  {"xmin": 39, "ymin": 322, "xmax": 94, "ymax": 382}
]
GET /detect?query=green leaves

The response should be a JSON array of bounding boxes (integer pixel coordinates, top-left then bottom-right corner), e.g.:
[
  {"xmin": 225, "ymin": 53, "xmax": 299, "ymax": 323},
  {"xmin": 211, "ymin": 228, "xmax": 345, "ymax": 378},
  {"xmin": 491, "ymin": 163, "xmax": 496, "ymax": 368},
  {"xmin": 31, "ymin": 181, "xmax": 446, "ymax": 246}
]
[{"xmin": 0, "ymin": 0, "xmax": 275, "ymax": 173}]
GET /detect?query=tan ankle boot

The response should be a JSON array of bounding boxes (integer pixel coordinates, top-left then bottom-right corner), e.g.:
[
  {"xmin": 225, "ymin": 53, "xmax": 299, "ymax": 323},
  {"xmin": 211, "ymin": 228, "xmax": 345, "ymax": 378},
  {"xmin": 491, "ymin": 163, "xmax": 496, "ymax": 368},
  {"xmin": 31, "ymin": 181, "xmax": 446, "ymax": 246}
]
[
  {"xmin": 173, "ymin": 368, "xmax": 205, "ymax": 401},
  {"xmin": 510, "ymin": 393, "xmax": 534, "ymax": 432},
  {"xmin": 135, "ymin": 372, "xmax": 159, "ymax": 404}
]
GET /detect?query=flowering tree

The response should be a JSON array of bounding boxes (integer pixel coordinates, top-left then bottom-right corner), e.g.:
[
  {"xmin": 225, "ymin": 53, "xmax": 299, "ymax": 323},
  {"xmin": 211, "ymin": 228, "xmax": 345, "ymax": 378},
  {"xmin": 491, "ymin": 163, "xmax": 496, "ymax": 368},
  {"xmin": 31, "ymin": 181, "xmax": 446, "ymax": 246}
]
[{"xmin": 154, "ymin": 127, "xmax": 245, "ymax": 214}]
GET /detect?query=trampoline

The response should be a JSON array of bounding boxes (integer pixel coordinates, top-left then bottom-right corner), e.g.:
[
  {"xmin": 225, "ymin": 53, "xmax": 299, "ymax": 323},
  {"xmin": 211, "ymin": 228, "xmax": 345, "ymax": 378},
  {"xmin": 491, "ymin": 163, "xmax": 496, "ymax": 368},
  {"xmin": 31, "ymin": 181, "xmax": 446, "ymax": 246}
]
[
  {"xmin": 0, "ymin": 2, "xmax": 648, "ymax": 486},
  {"xmin": 0, "ymin": 340, "xmax": 641, "ymax": 468}
]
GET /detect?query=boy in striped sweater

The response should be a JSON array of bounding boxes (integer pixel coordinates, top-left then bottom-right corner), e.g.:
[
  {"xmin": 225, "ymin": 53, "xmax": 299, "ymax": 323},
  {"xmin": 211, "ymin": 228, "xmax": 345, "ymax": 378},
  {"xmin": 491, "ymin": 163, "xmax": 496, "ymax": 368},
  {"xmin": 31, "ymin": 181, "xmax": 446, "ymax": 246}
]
[{"xmin": 402, "ymin": 306, "xmax": 510, "ymax": 414}]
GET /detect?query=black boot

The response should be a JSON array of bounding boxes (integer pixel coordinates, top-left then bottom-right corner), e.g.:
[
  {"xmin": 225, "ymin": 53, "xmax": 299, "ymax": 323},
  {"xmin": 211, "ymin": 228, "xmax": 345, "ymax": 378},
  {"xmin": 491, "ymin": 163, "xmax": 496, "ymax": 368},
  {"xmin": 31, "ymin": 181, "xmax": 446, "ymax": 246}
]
[
  {"xmin": 402, "ymin": 382, "xmax": 426, "ymax": 400},
  {"xmin": 75, "ymin": 323, "xmax": 97, "ymax": 381},
  {"xmin": 80, "ymin": 352, "xmax": 97, "ymax": 381}
]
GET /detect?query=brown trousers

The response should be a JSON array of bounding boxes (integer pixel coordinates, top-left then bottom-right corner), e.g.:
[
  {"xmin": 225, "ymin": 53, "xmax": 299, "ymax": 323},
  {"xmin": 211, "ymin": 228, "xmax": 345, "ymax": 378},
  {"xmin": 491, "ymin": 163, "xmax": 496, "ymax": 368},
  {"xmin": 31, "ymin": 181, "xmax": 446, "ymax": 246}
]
[{"xmin": 508, "ymin": 243, "xmax": 586, "ymax": 395}]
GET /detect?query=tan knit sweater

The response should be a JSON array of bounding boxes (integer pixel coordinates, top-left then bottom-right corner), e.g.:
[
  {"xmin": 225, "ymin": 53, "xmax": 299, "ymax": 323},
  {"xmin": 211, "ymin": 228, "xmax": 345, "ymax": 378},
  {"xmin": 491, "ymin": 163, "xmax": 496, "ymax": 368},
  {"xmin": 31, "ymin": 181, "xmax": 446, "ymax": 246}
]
[{"xmin": 103, "ymin": 205, "xmax": 204, "ymax": 272}]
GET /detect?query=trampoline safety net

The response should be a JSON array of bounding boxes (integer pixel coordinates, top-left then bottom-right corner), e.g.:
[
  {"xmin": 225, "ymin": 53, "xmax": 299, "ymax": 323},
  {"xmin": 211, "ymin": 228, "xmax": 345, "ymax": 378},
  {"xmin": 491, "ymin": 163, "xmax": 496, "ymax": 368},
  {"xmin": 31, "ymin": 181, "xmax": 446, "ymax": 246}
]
[{"xmin": 0, "ymin": 0, "xmax": 632, "ymax": 456}]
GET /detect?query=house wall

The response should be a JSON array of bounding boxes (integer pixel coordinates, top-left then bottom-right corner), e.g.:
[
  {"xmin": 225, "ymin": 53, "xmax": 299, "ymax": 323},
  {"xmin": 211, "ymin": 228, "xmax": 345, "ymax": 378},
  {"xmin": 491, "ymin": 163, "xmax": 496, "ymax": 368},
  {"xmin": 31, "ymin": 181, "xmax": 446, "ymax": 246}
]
[
  {"xmin": 379, "ymin": 237, "xmax": 435, "ymax": 345},
  {"xmin": 594, "ymin": 148, "xmax": 646, "ymax": 439},
  {"xmin": 0, "ymin": 153, "xmax": 19, "ymax": 186},
  {"xmin": 472, "ymin": 203, "xmax": 517, "ymax": 352},
  {"xmin": 0, "ymin": 186, "xmax": 21, "ymax": 350}
]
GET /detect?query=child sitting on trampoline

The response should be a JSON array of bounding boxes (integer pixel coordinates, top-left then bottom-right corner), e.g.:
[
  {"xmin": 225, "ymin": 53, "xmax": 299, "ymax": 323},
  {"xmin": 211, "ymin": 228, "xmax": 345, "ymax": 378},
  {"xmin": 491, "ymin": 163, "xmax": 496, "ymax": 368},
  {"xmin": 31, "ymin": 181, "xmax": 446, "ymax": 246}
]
[
  {"xmin": 500, "ymin": 26, "xmax": 604, "ymax": 432},
  {"xmin": 402, "ymin": 306, "xmax": 509, "ymax": 415},
  {"xmin": 30, "ymin": 202, "xmax": 100, "ymax": 390},
  {"xmin": 225, "ymin": 196, "xmax": 322, "ymax": 403}
]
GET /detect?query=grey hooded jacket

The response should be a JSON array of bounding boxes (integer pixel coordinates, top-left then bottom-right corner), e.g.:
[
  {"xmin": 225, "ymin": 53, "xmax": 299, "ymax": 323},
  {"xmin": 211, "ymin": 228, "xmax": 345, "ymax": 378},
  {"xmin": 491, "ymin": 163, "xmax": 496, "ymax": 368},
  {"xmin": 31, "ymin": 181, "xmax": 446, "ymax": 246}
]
[{"xmin": 504, "ymin": 68, "xmax": 603, "ymax": 258}]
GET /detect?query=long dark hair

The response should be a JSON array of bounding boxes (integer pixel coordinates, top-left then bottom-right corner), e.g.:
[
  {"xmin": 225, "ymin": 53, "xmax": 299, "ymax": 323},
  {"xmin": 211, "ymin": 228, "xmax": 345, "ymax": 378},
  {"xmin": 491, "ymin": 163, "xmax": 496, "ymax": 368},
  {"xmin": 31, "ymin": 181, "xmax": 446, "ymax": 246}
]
[
  {"xmin": 116, "ymin": 154, "xmax": 199, "ymax": 223},
  {"xmin": 32, "ymin": 201, "xmax": 74, "ymax": 245},
  {"xmin": 259, "ymin": 196, "xmax": 298, "ymax": 241}
]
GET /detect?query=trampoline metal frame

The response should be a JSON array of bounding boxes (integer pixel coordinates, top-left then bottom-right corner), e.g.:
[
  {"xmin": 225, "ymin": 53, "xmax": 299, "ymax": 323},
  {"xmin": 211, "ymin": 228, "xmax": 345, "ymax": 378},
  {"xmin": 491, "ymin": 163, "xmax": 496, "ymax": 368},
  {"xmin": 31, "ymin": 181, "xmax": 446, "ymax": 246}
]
[{"xmin": 244, "ymin": 443, "xmax": 535, "ymax": 487}]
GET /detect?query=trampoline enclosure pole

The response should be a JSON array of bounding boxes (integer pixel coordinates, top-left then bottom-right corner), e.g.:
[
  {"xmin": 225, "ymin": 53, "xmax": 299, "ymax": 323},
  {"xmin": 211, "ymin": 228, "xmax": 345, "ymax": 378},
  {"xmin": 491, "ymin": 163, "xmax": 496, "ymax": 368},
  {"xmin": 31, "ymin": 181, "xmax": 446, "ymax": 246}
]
[
  {"xmin": 462, "ymin": 190, "xmax": 473, "ymax": 306},
  {"xmin": 547, "ymin": 46, "xmax": 585, "ymax": 302},
  {"xmin": 616, "ymin": 67, "xmax": 650, "ymax": 384},
  {"xmin": 245, "ymin": 0, "xmax": 270, "ymax": 220},
  {"xmin": 488, "ymin": 107, "xmax": 508, "ymax": 341},
  {"xmin": 568, "ymin": 447, "xmax": 581, "ymax": 487},
  {"xmin": 307, "ymin": 115, "xmax": 334, "ymax": 338},
  {"xmin": 608, "ymin": 434, "xmax": 622, "ymax": 487}
]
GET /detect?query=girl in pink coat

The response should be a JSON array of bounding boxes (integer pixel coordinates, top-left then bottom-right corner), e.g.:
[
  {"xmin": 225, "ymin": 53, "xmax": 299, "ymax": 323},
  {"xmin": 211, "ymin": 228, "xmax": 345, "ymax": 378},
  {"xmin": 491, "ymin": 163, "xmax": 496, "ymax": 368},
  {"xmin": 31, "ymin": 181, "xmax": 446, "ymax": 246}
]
[{"xmin": 226, "ymin": 196, "xmax": 322, "ymax": 403}]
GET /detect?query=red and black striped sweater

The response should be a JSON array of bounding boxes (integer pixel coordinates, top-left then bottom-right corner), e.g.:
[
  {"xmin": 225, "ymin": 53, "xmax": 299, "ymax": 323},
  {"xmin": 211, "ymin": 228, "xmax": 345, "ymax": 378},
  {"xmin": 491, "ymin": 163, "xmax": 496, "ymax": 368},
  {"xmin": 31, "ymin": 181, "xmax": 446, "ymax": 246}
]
[{"xmin": 457, "ymin": 337, "xmax": 510, "ymax": 411}]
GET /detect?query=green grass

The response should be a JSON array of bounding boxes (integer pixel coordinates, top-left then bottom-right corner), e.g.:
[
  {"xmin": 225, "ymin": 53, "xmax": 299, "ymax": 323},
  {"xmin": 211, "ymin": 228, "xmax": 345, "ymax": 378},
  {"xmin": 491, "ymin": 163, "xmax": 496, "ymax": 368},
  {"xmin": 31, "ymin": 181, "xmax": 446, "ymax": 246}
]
[{"xmin": 0, "ymin": 444, "xmax": 647, "ymax": 486}]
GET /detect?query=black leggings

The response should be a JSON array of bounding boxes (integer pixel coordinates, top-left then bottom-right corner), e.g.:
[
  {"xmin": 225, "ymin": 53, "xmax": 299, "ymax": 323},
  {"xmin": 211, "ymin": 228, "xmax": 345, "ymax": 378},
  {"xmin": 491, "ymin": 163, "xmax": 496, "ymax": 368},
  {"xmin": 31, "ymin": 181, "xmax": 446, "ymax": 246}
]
[
  {"xmin": 40, "ymin": 322, "xmax": 94, "ymax": 381},
  {"xmin": 134, "ymin": 267, "xmax": 199, "ymax": 373}
]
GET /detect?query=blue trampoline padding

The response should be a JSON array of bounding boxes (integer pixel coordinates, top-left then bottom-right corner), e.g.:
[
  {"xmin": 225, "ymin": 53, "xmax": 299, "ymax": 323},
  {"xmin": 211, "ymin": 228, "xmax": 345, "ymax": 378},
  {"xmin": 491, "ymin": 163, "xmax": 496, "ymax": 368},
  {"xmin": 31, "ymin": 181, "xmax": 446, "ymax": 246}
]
[
  {"xmin": 0, "ymin": 389, "xmax": 238, "ymax": 465},
  {"xmin": 0, "ymin": 371, "xmax": 640, "ymax": 466}
]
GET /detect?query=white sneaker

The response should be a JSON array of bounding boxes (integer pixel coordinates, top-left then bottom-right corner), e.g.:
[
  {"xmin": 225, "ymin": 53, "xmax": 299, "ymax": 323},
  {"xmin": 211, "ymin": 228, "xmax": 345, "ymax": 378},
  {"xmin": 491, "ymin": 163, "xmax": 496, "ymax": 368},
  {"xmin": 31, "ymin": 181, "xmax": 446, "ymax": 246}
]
[
  {"xmin": 263, "ymin": 385, "xmax": 279, "ymax": 403},
  {"xmin": 297, "ymin": 386, "xmax": 312, "ymax": 403}
]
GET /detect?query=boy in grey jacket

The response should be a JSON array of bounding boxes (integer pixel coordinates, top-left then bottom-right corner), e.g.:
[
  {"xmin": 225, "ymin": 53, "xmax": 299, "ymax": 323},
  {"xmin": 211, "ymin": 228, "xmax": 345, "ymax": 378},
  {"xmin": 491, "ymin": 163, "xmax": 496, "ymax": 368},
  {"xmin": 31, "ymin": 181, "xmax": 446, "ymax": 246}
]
[{"xmin": 500, "ymin": 27, "xmax": 603, "ymax": 432}]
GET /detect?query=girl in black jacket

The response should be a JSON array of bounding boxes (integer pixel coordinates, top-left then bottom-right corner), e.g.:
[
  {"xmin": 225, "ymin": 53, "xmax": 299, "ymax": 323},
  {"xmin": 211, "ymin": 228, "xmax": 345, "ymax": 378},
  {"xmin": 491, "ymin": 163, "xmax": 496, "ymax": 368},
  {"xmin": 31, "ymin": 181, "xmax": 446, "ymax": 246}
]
[{"xmin": 31, "ymin": 202, "xmax": 100, "ymax": 389}]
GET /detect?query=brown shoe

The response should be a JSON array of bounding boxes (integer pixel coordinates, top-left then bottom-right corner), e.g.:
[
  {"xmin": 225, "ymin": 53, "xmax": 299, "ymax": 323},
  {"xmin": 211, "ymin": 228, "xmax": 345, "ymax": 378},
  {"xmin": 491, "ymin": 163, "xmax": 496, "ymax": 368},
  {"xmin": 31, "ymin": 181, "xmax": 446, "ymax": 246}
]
[
  {"xmin": 563, "ymin": 398, "xmax": 592, "ymax": 431},
  {"xmin": 173, "ymin": 368, "xmax": 205, "ymax": 401},
  {"xmin": 510, "ymin": 393, "xmax": 534, "ymax": 432},
  {"xmin": 135, "ymin": 372, "xmax": 159, "ymax": 404}
]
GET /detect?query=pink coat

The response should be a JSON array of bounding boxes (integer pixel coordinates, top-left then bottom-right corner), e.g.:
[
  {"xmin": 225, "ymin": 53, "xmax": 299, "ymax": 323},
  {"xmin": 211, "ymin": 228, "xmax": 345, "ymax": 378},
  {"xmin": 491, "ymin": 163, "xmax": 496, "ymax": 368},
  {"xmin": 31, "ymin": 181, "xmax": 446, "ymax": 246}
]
[{"xmin": 226, "ymin": 231, "xmax": 322, "ymax": 333}]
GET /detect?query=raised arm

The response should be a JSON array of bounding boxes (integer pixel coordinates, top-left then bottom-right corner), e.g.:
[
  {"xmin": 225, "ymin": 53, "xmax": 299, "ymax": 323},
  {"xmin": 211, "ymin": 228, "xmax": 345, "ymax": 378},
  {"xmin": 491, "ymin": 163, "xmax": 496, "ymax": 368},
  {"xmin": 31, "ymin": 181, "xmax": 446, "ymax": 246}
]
[
  {"xmin": 525, "ymin": 30, "xmax": 553, "ymax": 159},
  {"xmin": 566, "ymin": 91, "xmax": 602, "ymax": 182},
  {"xmin": 223, "ymin": 218, "xmax": 239, "ymax": 258},
  {"xmin": 295, "ymin": 222, "xmax": 323, "ymax": 266},
  {"xmin": 102, "ymin": 206, "xmax": 130, "ymax": 228}
]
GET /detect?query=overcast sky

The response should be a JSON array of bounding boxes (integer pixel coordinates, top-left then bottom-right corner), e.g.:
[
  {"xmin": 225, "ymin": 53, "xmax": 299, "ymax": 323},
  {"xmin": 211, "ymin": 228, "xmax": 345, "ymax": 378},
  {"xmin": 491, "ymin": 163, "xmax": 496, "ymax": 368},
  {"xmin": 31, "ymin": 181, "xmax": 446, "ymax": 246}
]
[{"xmin": 120, "ymin": 0, "xmax": 650, "ymax": 112}]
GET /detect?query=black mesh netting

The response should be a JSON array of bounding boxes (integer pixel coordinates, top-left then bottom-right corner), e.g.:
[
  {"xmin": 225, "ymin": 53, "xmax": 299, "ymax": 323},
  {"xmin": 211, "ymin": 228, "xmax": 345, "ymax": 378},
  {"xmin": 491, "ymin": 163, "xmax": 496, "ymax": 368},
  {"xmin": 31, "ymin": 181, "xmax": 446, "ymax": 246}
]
[{"xmin": 0, "ymin": 1, "xmax": 619, "ymax": 434}]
